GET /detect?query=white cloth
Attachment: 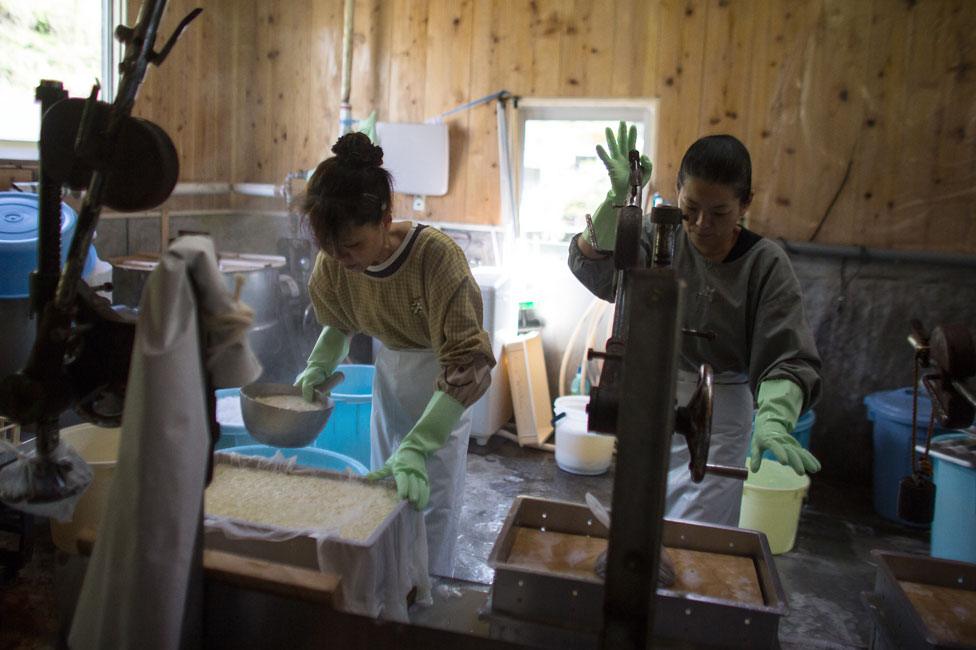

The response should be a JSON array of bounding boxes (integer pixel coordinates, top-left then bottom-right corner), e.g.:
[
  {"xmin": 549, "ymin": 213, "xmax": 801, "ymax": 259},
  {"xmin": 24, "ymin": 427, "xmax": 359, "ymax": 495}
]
[
  {"xmin": 69, "ymin": 236, "xmax": 261, "ymax": 650},
  {"xmin": 665, "ymin": 371, "xmax": 753, "ymax": 526},
  {"xmin": 203, "ymin": 452, "xmax": 429, "ymax": 623},
  {"xmin": 370, "ymin": 344, "xmax": 471, "ymax": 578}
]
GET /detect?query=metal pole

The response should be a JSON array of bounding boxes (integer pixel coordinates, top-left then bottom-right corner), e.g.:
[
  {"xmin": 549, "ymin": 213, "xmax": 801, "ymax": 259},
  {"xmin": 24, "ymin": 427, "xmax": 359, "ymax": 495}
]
[
  {"xmin": 32, "ymin": 81, "xmax": 68, "ymax": 318},
  {"xmin": 601, "ymin": 268, "xmax": 683, "ymax": 649},
  {"xmin": 338, "ymin": 0, "xmax": 355, "ymax": 135}
]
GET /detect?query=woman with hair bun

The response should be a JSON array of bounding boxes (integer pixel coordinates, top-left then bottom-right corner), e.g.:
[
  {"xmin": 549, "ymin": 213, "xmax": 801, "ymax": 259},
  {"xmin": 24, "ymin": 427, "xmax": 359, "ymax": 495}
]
[{"xmin": 297, "ymin": 132, "xmax": 494, "ymax": 577}]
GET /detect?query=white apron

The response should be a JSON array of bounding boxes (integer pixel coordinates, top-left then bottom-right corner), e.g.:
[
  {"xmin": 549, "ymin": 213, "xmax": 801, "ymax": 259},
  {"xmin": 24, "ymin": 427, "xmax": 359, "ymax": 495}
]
[
  {"xmin": 666, "ymin": 370, "xmax": 754, "ymax": 526},
  {"xmin": 370, "ymin": 344, "xmax": 472, "ymax": 578}
]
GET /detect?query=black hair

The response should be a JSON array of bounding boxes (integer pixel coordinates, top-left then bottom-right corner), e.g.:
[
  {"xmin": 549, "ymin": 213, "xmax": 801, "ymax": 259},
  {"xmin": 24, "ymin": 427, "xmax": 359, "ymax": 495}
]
[
  {"xmin": 676, "ymin": 134, "xmax": 752, "ymax": 204},
  {"xmin": 302, "ymin": 132, "xmax": 394, "ymax": 249}
]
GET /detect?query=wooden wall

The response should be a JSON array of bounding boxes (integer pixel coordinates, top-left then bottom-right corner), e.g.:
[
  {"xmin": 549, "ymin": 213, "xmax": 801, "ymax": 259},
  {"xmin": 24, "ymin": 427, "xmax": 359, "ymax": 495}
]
[{"xmin": 132, "ymin": 0, "xmax": 976, "ymax": 252}]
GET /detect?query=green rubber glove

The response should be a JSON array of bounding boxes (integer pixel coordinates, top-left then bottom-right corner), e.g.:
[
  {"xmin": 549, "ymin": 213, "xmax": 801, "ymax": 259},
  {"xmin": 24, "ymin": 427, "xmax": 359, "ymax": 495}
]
[
  {"xmin": 584, "ymin": 194, "xmax": 618, "ymax": 252},
  {"xmin": 365, "ymin": 390, "xmax": 464, "ymax": 510},
  {"xmin": 586, "ymin": 121, "xmax": 652, "ymax": 248},
  {"xmin": 750, "ymin": 379, "xmax": 821, "ymax": 475},
  {"xmin": 294, "ymin": 326, "xmax": 351, "ymax": 402},
  {"xmin": 595, "ymin": 121, "xmax": 653, "ymax": 200},
  {"xmin": 358, "ymin": 110, "xmax": 378, "ymax": 144}
]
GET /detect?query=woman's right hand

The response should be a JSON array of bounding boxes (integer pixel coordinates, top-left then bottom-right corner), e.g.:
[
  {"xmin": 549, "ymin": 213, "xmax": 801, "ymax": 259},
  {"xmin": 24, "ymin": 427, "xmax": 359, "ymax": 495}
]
[
  {"xmin": 293, "ymin": 326, "xmax": 351, "ymax": 401},
  {"xmin": 294, "ymin": 367, "xmax": 341, "ymax": 402}
]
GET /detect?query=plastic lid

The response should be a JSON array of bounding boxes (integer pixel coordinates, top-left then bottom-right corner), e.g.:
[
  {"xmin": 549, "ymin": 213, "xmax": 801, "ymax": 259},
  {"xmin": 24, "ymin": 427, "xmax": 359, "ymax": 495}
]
[
  {"xmin": 864, "ymin": 387, "xmax": 943, "ymax": 428},
  {"xmin": 0, "ymin": 191, "xmax": 76, "ymax": 243}
]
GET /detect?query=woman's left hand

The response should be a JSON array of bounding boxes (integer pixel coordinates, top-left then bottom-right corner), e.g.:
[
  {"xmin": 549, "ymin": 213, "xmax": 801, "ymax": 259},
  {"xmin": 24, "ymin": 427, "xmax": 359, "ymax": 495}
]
[{"xmin": 365, "ymin": 449, "xmax": 430, "ymax": 509}]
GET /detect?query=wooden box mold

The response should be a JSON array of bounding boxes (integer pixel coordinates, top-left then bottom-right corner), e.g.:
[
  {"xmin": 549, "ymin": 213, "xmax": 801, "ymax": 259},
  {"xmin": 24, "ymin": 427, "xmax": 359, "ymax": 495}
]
[
  {"xmin": 862, "ymin": 550, "xmax": 976, "ymax": 649},
  {"xmin": 487, "ymin": 496, "xmax": 789, "ymax": 648}
]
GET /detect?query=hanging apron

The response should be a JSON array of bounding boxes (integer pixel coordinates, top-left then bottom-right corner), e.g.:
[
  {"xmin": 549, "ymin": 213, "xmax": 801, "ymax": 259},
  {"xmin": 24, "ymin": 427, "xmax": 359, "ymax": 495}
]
[
  {"xmin": 69, "ymin": 237, "xmax": 261, "ymax": 650},
  {"xmin": 370, "ymin": 344, "xmax": 472, "ymax": 578},
  {"xmin": 666, "ymin": 370, "xmax": 754, "ymax": 527}
]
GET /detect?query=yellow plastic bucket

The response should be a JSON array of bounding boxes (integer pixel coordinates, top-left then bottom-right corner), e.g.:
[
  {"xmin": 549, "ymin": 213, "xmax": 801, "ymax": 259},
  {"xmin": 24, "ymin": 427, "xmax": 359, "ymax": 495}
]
[
  {"xmin": 49, "ymin": 423, "xmax": 121, "ymax": 554},
  {"xmin": 738, "ymin": 457, "xmax": 810, "ymax": 554}
]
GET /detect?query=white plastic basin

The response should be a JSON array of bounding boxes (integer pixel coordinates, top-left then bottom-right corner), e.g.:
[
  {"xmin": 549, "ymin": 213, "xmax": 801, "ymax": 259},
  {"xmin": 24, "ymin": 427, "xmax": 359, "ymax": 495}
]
[{"xmin": 553, "ymin": 396, "xmax": 614, "ymax": 475}]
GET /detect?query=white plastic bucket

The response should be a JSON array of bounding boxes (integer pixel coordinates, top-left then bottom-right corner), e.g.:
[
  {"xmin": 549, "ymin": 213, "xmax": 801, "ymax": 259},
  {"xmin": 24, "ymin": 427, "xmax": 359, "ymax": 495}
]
[
  {"xmin": 738, "ymin": 457, "xmax": 810, "ymax": 554},
  {"xmin": 49, "ymin": 423, "xmax": 121, "ymax": 554},
  {"xmin": 553, "ymin": 395, "xmax": 614, "ymax": 475}
]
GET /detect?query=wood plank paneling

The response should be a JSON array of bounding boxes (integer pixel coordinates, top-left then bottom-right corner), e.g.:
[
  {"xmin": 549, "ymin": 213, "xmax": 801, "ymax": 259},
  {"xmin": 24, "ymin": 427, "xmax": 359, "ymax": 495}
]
[
  {"xmin": 578, "ymin": 0, "xmax": 614, "ymax": 97},
  {"xmin": 422, "ymin": 0, "xmax": 475, "ymax": 222},
  {"xmin": 131, "ymin": 0, "xmax": 976, "ymax": 254},
  {"xmin": 654, "ymin": 0, "xmax": 708, "ymax": 196},
  {"xmin": 790, "ymin": 0, "xmax": 872, "ymax": 245},
  {"xmin": 923, "ymin": 0, "xmax": 976, "ymax": 252},
  {"xmin": 528, "ymin": 0, "xmax": 571, "ymax": 96},
  {"xmin": 698, "ymin": 0, "xmax": 756, "ymax": 137},
  {"xmin": 464, "ymin": 0, "xmax": 504, "ymax": 225},
  {"xmin": 608, "ymin": 0, "xmax": 658, "ymax": 99},
  {"xmin": 387, "ymin": 0, "xmax": 430, "ymax": 217},
  {"xmin": 128, "ymin": 0, "xmax": 231, "ymax": 213},
  {"xmin": 747, "ymin": 0, "xmax": 819, "ymax": 237},
  {"xmin": 854, "ymin": 0, "xmax": 911, "ymax": 250}
]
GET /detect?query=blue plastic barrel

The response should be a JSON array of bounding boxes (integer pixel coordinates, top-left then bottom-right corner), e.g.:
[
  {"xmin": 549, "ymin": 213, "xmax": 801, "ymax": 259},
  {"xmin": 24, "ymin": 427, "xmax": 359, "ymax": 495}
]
[
  {"xmin": 224, "ymin": 444, "xmax": 368, "ymax": 475},
  {"xmin": 0, "ymin": 192, "xmax": 95, "ymax": 298},
  {"xmin": 864, "ymin": 387, "xmax": 950, "ymax": 526},
  {"xmin": 929, "ymin": 432, "xmax": 976, "ymax": 563},
  {"xmin": 314, "ymin": 364, "xmax": 374, "ymax": 469}
]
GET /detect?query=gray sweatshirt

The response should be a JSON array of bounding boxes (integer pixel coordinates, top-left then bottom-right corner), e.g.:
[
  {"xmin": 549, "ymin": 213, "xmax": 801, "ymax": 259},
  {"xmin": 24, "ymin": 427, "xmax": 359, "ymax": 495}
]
[{"xmin": 567, "ymin": 225, "xmax": 822, "ymax": 410}]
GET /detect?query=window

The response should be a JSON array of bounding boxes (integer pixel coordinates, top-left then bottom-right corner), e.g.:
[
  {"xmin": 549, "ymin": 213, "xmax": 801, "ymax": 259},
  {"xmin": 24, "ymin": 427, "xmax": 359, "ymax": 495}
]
[
  {"xmin": 514, "ymin": 99, "xmax": 657, "ymax": 243},
  {"xmin": 0, "ymin": 0, "xmax": 123, "ymax": 159}
]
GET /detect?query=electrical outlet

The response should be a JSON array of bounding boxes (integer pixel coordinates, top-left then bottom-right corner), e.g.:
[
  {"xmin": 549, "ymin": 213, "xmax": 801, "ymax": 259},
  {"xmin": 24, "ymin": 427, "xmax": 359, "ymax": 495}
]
[{"xmin": 412, "ymin": 195, "xmax": 426, "ymax": 212}]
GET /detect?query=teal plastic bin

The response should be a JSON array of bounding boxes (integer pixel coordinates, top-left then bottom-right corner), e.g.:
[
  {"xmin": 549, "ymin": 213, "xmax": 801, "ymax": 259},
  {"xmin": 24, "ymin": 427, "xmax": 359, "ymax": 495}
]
[
  {"xmin": 864, "ymin": 387, "xmax": 949, "ymax": 526},
  {"xmin": 224, "ymin": 444, "xmax": 368, "ymax": 475},
  {"xmin": 929, "ymin": 432, "xmax": 976, "ymax": 563},
  {"xmin": 214, "ymin": 387, "xmax": 259, "ymax": 449},
  {"xmin": 314, "ymin": 364, "xmax": 374, "ymax": 469}
]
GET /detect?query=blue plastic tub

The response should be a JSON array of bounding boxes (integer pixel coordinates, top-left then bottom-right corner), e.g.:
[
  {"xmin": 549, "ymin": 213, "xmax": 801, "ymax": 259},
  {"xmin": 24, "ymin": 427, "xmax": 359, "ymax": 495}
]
[
  {"xmin": 0, "ymin": 192, "xmax": 95, "ymax": 298},
  {"xmin": 223, "ymin": 444, "xmax": 368, "ymax": 475},
  {"xmin": 929, "ymin": 432, "xmax": 976, "ymax": 563},
  {"xmin": 864, "ymin": 387, "xmax": 950, "ymax": 526},
  {"xmin": 314, "ymin": 364, "xmax": 374, "ymax": 469},
  {"xmin": 214, "ymin": 387, "xmax": 259, "ymax": 449}
]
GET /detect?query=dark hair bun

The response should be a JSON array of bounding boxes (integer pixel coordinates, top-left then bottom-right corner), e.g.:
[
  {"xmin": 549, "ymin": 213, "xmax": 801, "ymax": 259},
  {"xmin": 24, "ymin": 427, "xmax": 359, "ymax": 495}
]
[{"xmin": 331, "ymin": 132, "xmax": 384, "ymax": 169}]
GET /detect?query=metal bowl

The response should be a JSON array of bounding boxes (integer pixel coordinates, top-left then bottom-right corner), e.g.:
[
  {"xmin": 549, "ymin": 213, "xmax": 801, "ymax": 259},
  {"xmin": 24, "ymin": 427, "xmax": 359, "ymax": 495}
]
[{"xmin": 239, "ymin": 383, "xmax": 334, "ymax": 448}]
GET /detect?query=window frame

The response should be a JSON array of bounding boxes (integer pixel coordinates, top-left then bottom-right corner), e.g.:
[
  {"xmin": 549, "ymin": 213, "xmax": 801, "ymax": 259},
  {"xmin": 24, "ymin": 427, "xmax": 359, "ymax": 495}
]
[
  {"xmin": 512, "ymin": 97, "xmax": 658, "ymax": 240},
  {"xmin": 0, "ymin": 0, "xmax": 124, "ymax": 161}
]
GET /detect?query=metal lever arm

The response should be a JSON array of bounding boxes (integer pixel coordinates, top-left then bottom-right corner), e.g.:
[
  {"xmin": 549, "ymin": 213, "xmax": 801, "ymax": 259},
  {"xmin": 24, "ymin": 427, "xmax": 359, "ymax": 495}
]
[{"xmin": 148, "ymin": 8, "xmax": 203, "ymax": 65}]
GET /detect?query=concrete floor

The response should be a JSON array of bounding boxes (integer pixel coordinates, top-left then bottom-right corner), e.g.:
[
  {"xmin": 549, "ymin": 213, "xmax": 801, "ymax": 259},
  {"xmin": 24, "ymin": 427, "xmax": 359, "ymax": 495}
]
[{"xmin": 1, "ymin": 434, "xmax": 929, "ymax": 649}]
